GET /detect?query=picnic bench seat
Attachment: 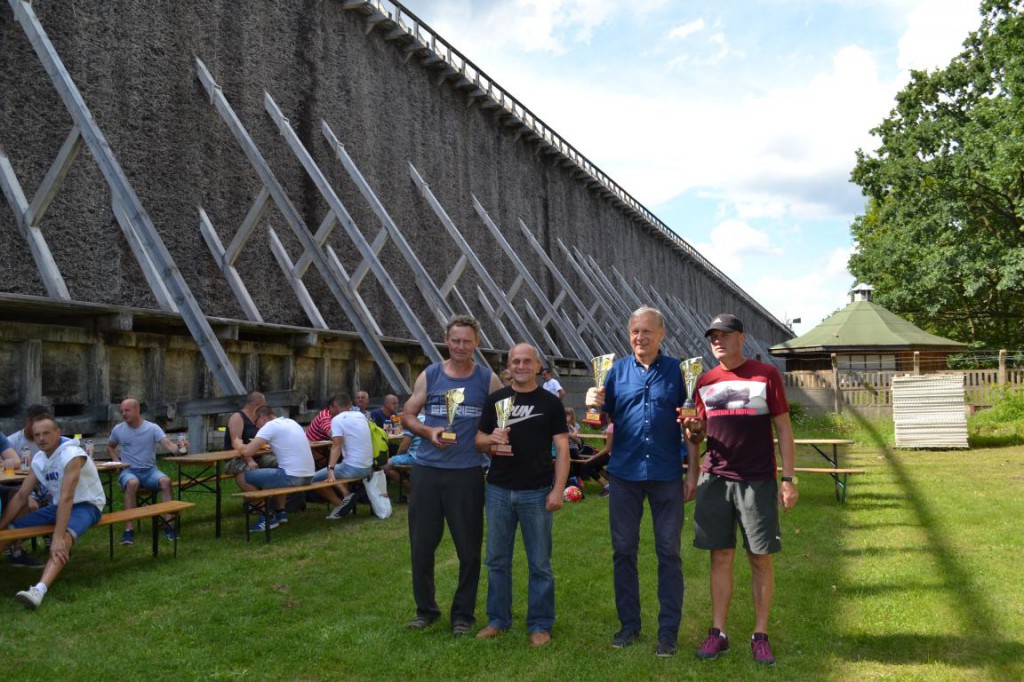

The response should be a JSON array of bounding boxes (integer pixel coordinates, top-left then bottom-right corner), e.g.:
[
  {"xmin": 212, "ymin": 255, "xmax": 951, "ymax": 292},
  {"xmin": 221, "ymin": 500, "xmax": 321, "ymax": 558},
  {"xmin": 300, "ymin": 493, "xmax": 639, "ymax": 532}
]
[
  {"xmin": 0, "ymin": 500, "xmax": 195, "ymax": 559},
  {"xmin": 783, "ymin": 466, "xmax": 866, "ymax": 504},
  {"xmin": 232, "ymin": 478, "xmax": 361, "ymax": 543},
  {"xmin": 135, "ymin": 473, "xmax": 236, "ymax": 505}
]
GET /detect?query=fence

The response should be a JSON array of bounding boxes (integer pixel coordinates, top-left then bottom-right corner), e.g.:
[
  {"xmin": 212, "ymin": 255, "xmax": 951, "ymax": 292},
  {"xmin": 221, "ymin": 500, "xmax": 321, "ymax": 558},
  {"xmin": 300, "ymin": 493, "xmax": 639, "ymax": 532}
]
[{"xmin": 784, "ymin": 369, "xmax": 1024, "ymax": 409}]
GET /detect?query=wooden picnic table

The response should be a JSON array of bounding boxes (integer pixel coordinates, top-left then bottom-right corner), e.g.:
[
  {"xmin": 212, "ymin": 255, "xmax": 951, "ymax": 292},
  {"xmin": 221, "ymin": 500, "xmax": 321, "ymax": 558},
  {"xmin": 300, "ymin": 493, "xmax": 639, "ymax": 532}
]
[
  {"xmin": 776, "ymin": 438, "xmax": 858, "ymax": 502},
  {"xmin": 164, "ymin": 449, "xmax": 241, "ymax": 538}
]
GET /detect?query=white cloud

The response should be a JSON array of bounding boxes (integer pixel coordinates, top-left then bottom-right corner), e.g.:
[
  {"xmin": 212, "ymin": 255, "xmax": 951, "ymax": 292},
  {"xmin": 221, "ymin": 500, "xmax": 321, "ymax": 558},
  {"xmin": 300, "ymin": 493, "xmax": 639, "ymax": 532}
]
[
  {"xmin": 669, "ymin": 18, "xmax": 705, "ymax": 40},
  {"xmin": 897, "ymin": 0, "xmax": 979, "ymax": 71},
  {"xmin": 696, "ymin": 219, "xmax": 783, "ymax": 272}
]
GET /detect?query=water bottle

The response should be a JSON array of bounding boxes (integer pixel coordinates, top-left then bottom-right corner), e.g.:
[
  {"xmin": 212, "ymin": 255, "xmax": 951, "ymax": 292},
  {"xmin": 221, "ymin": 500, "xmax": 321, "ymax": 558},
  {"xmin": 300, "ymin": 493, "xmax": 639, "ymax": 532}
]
[
  {"xmin": 177, "ymin": 433, "xmax": 189, "ymax": 454},
  {"xmin": 83, "ymin": 439, "xmax": 95, "ymax": 459},
  {"xmin": 19, "ymin": 446, "xmax": 31, "ymax": 473}
]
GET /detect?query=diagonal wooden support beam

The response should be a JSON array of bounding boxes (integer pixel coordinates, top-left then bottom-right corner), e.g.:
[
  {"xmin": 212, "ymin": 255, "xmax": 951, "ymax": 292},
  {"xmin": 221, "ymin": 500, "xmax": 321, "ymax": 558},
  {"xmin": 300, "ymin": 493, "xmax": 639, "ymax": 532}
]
[{"xmin": 195, "ymin": 57, "xmax": 409, "ymax": 393}]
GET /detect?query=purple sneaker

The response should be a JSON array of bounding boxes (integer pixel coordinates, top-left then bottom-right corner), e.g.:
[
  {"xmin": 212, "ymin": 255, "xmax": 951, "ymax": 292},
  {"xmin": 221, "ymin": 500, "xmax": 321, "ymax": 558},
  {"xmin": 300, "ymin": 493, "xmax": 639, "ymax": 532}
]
[
  {"xmin": 696, "ymin": 628, "xmax": 729, "ymax": 660},
  {"xmin": 751, "ymin": 632, "xmax": 776, "ymax": 665}
]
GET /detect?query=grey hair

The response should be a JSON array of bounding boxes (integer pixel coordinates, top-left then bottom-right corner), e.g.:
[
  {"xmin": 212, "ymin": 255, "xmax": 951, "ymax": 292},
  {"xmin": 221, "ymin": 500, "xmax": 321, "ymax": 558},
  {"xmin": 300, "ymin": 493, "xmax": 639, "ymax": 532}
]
[{"xmin": 630, "ymin": 306, "xmax": 665, "ymax": 329}]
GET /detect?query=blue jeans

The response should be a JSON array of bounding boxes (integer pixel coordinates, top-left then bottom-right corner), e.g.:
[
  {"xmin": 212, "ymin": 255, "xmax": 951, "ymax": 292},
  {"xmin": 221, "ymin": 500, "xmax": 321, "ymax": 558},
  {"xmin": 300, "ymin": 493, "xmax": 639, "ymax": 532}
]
[
  {"xmin": 484, "ymin": 483, "xmax": 555, "ymax": 633},
  {"xmin": 608, "ymin": 474, "xmax": 684, "ymax": 640}
]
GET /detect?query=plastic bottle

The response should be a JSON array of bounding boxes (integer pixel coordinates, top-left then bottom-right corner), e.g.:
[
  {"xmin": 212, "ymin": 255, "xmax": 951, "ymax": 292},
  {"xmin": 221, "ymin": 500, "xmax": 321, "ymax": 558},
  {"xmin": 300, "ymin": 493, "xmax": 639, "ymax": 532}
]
[
  {"xmin": 19, "ymin": 446, "xmax": 31, "ymax": 473},
  {"xmin": 177, "ymin": 433, "xmax": 189, "ymax": 454},
  {"xmin": 83, "ymin": 439, "xmax": 95, "ymax": 458}
]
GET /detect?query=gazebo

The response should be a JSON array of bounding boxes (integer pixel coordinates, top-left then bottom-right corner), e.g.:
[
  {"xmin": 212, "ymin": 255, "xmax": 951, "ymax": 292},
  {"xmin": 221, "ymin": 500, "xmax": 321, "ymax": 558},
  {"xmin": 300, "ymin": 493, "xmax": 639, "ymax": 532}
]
[{"xmin": 770, "ymin": 284, "xmax": 968, "ymax": 372}]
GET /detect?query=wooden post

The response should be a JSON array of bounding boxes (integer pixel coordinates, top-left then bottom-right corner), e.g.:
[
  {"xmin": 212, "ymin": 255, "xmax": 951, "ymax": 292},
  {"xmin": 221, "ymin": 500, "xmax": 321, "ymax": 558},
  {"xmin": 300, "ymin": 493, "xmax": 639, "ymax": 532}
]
[
  {"xmin": 999, "ymin": 349, "xmax": 1007, "ymax": 386},
  {"xmin": 831, "ymin": 353, "xmax": 841, "ymax": 414},
  {"xmin": 17, "ymin": 339, "xmax": 42, "ymax": 407},
  {"xmin": 913, "ymin": 351, "xmax": 920, "ymax": 375}
]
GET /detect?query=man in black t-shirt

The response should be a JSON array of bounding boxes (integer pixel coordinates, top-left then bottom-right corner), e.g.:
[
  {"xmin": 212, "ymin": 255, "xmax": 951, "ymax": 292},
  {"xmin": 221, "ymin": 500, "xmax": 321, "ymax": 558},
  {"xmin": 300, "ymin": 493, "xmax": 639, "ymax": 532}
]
[{"xmin": 476, "ymin": 343, "xmax": 570, "ymax": 647}]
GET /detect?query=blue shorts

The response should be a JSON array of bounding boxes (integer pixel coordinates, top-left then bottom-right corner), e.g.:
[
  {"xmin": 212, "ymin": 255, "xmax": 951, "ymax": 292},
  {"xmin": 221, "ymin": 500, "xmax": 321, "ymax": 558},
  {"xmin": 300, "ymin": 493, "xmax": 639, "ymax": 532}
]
[
  {"xmin": 119, "ymin": 467, "xmax": 170, "ymax": 491},
  {"xmin": 243, "ymin": 468, "xmax": 312, "ymax": 490},
  {"xmin": 12, "ymin": 502, "xmax": 102, "ymax": 541},
  {"xmin": 312, "ymin": 463, "xmax": 372, "ymax": 482}
]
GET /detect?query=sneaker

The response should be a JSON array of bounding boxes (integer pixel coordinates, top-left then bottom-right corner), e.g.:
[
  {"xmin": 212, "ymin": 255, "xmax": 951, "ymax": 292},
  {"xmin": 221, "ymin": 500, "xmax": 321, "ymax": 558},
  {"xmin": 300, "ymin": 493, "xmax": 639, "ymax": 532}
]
[
  {"xmin": 163, "ymin": 527, "xmax": 179, "ymax": 541},
  {"xmin": 612, "ymin": 627, "xmax": 640, "ymax": 649},
  {"xmin": 327, "ymin": 495, "xmax": 356, "ymax": 520},
  {"xmin": 7, "ymin": 548, "xmax": 43, "ymax": 568},
  {"xmin": 120, "ymin": 529, "xmax": 135, "ymax": 546},
  {"xmin": 275, "ymin": 511, "xmax": 289, "ymax": 525},
  {"xmin": 696, "ymin": 628, "xmax": 729, "ymax": 660},
  {"xmin": 600, "ymin": 486, "xmax": 610, "ymax": 499},
  {"xmin": 406, "ymin": 615, "xmax": 438, "ymax": 631},
  {"xmin": 751, "ymin": 633, "xmax": 776, "ymax": 665},
  {"xmin": 656, "ymin": 638, "xmax": 677, "ymax": 657},
  {"xmin": 15, "ymin": 585, "xmax": 44, "ymax": 610},
  {"xmin": 452, "ymin": 621, "xmax": 473, "ymax": 637},
  {"xmin": 249, "ymin": 515, "xmax": 280, "ymax": 533}
]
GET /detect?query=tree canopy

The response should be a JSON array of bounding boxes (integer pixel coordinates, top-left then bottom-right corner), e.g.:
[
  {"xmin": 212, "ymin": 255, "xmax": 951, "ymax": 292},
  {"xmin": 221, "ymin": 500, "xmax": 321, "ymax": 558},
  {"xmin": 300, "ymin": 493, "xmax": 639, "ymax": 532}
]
[{"xmin": 849, "ymin": 0, "xmax": 1024, "ymax": 348}]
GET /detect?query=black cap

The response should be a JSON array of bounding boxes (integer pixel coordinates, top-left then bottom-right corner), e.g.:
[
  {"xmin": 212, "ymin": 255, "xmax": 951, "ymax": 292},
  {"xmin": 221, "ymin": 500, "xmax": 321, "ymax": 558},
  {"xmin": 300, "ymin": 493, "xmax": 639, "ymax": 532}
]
[{"xmin": 704, "ymin": 313, "xmax": 744, "ymax": 337}]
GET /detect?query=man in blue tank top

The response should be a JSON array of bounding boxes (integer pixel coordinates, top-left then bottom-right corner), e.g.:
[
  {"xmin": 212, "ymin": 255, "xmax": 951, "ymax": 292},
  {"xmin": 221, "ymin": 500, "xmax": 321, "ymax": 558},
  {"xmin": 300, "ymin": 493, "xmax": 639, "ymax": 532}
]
[{"xmin": 401, "ymin": 315, "xmax": 503, "ymax": 636}]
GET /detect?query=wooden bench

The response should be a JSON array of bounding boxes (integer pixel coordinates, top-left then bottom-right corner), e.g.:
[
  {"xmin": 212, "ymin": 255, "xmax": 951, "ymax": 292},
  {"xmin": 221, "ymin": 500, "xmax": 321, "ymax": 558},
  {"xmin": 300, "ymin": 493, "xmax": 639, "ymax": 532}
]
[
  {"xmin": 232, "ymin": 478, "xmax": 361, "ymax": 543},
  {"xmin": 0, "ymin": 500, "xmax": 195, "ymax": 559},
  {"xmin": 135, "ymin": 473, "xmax": 235, "ymax": 506},
  {"xmin": 784, "ymin": 467, "xmax": 866, "ymax": 504}
]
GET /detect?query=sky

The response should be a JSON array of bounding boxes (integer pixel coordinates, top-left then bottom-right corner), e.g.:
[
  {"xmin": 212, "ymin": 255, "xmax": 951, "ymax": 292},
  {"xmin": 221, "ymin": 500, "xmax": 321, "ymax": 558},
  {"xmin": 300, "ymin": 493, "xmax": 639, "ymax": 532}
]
[{"xmin": 397, "ymin": 0, "xmax": 982, "ymax": 336}]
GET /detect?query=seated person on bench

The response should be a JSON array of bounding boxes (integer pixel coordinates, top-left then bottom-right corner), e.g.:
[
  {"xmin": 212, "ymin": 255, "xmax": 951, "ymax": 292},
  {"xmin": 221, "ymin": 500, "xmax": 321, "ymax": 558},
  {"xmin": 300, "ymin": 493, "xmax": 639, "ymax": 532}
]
[
  {"xmin": 108, "ymin": 398, "xmax": 184, "ymax": 545},
  {"xmin": 237, "ymin": 406, "xmax": 316, "ymax": 532},
  {"xmin": 0, "ymin": 416, "xmax": 106, "ymax": 610},
  {"xmin": 311, "ymin": 393, "xmax": 374, "ymax": 520}
]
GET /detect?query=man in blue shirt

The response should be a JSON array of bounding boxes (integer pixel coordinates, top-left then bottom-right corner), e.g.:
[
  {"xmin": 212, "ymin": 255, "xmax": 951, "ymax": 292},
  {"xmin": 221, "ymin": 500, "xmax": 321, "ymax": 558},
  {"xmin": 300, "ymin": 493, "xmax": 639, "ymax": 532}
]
[{"xmin": 586, "ymin": 306, "xmax": 699, "ymax": 657}]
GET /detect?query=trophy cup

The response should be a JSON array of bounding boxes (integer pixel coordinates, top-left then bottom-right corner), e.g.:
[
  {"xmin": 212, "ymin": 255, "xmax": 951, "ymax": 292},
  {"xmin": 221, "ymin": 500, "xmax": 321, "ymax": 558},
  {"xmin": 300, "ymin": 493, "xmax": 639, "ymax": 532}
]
[
  {"xmin": 492, "ymin": 396, "xmax": 515, "ymax": 456},
  {"xmin": 440, "ymin": 387, "xmax": 465, "ymax": 444},
  {"xmin": 583, "ymin": 354, "xmax": 615, "ymax": 426},
  {"xmin": 679, "ymin": 357, "xmax": 704, "ymax": 416}
]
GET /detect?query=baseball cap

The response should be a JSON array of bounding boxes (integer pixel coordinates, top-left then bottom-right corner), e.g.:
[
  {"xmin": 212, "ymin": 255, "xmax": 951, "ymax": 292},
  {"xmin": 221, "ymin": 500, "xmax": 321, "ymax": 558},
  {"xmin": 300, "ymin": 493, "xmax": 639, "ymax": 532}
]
[{"xmin": 704, "ymin": 313, "xmax": 744, "ymax": 336}]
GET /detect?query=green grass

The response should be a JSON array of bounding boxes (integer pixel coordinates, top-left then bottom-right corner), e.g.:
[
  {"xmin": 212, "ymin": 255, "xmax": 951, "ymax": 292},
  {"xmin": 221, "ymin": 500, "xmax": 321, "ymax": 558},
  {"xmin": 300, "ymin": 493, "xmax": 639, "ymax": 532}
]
[{"xmin": 3, "ymin": 435, "xmax": 1024, "ymax": 681}]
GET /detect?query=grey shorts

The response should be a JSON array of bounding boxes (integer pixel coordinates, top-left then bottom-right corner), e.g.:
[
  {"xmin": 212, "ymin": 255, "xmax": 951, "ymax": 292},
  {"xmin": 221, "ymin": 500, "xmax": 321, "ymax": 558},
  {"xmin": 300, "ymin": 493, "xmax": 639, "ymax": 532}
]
[
  {"xmin": 226, "ymin": 452, "xmax": 277, "ymax": 476},
  {"xmin": 693, "ymin": 472, "xmax": 781, "ymax": 554}
]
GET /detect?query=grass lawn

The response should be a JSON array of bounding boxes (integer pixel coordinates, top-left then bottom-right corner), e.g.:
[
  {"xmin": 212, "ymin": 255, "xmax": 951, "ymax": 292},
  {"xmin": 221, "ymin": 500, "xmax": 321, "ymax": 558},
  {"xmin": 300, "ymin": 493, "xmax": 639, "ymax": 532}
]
[{"xmin": 3, "ymin": 436, "xmax": 1023, "ymax": 681}]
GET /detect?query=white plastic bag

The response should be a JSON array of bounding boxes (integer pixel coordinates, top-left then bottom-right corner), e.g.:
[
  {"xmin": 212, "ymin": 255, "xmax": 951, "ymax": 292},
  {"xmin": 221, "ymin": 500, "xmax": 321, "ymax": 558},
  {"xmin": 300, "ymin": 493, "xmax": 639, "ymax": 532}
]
[{"xmin": 364, "ymin": 470, "xmax": 392, "ymax": 519}]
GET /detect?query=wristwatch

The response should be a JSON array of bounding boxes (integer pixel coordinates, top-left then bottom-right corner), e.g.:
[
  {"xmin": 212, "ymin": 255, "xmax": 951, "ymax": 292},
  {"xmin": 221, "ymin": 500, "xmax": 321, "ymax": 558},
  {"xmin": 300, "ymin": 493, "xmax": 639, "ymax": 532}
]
[{"xmin": 780, "ymin": 476, "xmax": 797, "ymax": 485}]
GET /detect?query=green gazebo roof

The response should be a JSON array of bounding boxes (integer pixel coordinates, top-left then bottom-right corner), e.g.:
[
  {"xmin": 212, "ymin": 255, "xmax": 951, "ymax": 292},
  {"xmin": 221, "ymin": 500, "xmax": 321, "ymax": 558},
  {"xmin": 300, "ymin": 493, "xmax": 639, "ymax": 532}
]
[{"xmin": 770, "ymin": 300, "xmax": 967, "ymax": 355}]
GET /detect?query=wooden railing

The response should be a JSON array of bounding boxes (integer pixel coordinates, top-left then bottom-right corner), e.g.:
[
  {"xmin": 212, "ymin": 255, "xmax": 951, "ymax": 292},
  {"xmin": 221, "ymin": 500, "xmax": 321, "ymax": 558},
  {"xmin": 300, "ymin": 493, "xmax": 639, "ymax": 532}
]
[
  {"xmin": 343, "ymin": 0, "xmax": 789, "ymax": 335},
  {"xmin": 784, "ymin": 369, "xmax": 1024, "ymax": 407}
]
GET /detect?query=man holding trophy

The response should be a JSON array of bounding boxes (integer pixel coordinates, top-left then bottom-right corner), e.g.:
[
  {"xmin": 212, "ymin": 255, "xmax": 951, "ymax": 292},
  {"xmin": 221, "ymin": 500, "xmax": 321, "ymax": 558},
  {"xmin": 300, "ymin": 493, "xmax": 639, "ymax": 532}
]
[
  {"xmin": 475, "ymin": 343, "xmax": 570, "ymax": 647},
  {"xmin": 585, "ymin": 306, "xmax": 701, "ymax": 658},
  {"xmin": 401, "ymin": 315, "xmax": 504, "ymax": 636}
]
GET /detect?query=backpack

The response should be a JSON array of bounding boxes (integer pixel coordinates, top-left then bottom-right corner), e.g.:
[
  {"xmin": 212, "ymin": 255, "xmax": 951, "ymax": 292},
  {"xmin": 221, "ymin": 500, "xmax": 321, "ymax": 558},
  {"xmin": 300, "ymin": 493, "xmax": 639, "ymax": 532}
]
[{"xmin": 368, "ymin": 419, "xmax": 391, "ymax": 468}]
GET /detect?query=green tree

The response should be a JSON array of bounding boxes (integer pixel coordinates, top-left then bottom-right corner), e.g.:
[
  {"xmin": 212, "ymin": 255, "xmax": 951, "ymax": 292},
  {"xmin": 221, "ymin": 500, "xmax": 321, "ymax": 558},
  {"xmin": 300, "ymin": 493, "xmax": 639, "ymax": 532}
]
[{"xmin": 850, "ymin": 0, "xmax": 1024, "ymax": 347}]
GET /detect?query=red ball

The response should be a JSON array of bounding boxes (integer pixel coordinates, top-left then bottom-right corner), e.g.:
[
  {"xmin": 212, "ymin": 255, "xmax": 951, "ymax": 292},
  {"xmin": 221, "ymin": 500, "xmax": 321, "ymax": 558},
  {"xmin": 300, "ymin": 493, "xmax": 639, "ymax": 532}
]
[{"xmin": 563, "ymin": 485, "xmax": 583, "ymax": 502}]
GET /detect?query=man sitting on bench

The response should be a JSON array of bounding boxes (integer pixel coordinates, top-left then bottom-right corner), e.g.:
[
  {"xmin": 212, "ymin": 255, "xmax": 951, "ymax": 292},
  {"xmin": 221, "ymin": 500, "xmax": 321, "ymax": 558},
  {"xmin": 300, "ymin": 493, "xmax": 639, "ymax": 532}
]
[
  {"xmin": 311, "ymin": 393, "xmax": 374, "ymax": 520},
  {"xmin": 237, "ymin": 406, "xmax": 316, "ymax": 532},
  {"xmin": 108, "ymin": 398, "xmax": 184, "ymax": 546},
  {"xmin": 0, "ymin": 416, "xmax": 106, "ymax": 610}
]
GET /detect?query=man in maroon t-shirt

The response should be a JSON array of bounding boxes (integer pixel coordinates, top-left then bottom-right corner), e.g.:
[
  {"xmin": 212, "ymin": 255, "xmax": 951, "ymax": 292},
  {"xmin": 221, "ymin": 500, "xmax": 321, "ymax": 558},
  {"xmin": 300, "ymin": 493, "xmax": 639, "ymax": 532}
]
[{"xmin": 685, "ymin": 313, "xmax": 798, "ymax": 666}]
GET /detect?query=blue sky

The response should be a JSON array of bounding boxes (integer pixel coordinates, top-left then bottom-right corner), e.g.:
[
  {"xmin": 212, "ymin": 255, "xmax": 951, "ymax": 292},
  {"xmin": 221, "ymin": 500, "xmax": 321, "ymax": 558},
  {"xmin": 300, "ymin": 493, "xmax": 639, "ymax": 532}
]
[{"xmin": 401, "ymin": 0, "xmax": 982, "ymax": 335}]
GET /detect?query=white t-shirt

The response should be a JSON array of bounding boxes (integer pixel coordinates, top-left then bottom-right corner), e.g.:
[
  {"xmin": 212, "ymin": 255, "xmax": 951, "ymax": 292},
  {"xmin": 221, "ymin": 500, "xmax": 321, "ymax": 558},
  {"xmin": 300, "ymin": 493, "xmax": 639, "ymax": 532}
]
[
  {"xmin": 543, "ymin": 378, "xmax": 564, "ymax": 396},
  {"xmin": 31, "ymin": 441, "xmax": 105, "ymax": 512},
  {"xmin": 7, "ymin": 430, "xmax": 33, "ymax": 456},
  {"xmin": 255, "ymin": 418, "xmax": 316, "ymax": 477},
  {"xmin": 330, "ymin": 410, "xmax": 373, "ymax": 470}
]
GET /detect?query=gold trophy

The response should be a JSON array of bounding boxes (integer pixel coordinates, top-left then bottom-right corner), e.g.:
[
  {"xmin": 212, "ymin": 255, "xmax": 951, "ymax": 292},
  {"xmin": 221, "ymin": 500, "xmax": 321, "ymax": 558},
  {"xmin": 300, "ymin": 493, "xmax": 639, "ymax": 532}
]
[
  {"xmin": 583, "ymin": 353, "xmax": 615, "ymax": 426},
  {"xmin": 492, "ymin": 395, "xmax": 515, "ymax": 456},
  {"xmin": 679, "ymin": 357, "xmax": 704, "ymax": 417},
  {"xmin": 440, "ymin": 387, "xmax": 465, "ymax": 444}
]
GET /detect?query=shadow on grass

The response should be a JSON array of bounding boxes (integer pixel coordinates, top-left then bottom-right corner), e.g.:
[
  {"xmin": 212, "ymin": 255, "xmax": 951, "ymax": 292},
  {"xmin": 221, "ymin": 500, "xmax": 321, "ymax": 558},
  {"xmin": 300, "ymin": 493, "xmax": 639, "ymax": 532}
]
[
  {"xmin": 839, "ymin": 410, "xmax": 1023, "ymax": 681},
  {"xmin": 840, "ymin": 633, "xmax": 1024, "ymax": 669}
]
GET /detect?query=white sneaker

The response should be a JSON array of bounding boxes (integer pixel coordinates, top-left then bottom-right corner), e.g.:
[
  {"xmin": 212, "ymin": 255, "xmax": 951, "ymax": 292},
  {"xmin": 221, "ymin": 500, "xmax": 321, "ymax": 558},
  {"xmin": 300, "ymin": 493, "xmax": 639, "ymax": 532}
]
[
  {"xmin": 16, "ymin": 585, "xmax": 44, "ymax": 610},
  {"xmin": 326, "ymin": 504, "xmax": 345, "ymax": 520}
]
